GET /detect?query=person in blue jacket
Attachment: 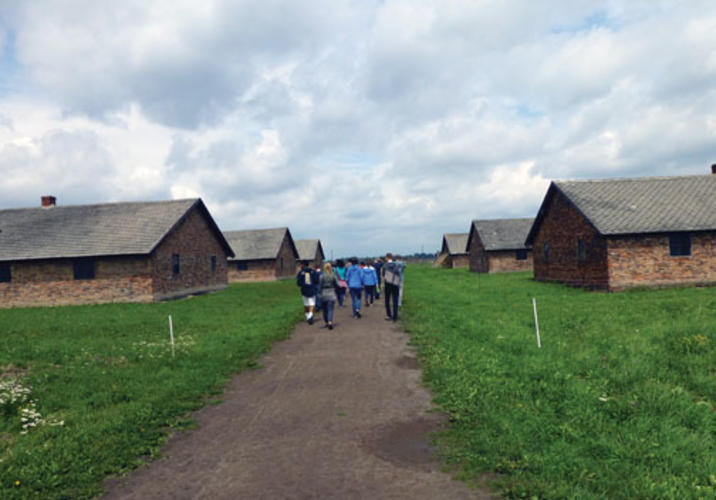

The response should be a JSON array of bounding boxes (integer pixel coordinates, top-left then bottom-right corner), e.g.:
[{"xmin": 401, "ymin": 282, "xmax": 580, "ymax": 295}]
[
  {"xmin": 362, "ymin": 261, "xmax": 378, "ymax": 306},
  {"xmin": 296, "ymin": 263, "xmax": 319, "ymax": 324},
  {"xmin": 344, "ymin": 257, "xmax": 364, "ymax": 318}
]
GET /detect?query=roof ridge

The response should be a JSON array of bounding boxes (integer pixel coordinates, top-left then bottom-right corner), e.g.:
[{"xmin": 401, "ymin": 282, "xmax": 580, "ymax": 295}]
[
  {"xmin": 0, "ymin": 198, "xmax": 198, "ymax": 213},
  {"xmin": 556, "ymin": 174, "xmax": 713, "ymax": 184}
]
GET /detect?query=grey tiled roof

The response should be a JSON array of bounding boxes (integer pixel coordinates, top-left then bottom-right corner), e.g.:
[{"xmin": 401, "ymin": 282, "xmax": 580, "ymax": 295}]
[
  {"xmin": 471, "ymin": 218, "xmax": 534, "ymax": 251},
  {"xmin": 295, "ymin": 239, "xmax": 324, "ymax": 261},
  {"xmin": 0, "ymin": 198, "xmax": 230, "ymax": 262},
  {"xmin": 554, "ymin": 175, "xmax": 716, "ymax": 234},
  {"xmin": 224, "ymin": 228, "xmax": 296, "ymax": 260},
  {"xmin": 442, "ymin": 233, "xmax": 468, "ymax": 255}
]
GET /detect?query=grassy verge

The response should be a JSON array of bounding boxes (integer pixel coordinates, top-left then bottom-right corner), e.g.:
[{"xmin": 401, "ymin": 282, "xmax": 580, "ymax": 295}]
[
  {"xmin": 403, "ymin": 266, "xmax": 715, "ymax": 499},
  {"xmin": 0, "ymin": 281, "xmax": 300, "ymax": 499}
]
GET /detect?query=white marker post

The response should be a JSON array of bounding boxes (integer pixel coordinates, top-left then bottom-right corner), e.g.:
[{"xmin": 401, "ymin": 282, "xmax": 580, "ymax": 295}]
[
  {"xmin": 532, "ymin": 298, "xmax": 541, "ymax": 348},
  {"xmin": 168, "ymin": 315, "xmax": 175, "ymax": 358}
]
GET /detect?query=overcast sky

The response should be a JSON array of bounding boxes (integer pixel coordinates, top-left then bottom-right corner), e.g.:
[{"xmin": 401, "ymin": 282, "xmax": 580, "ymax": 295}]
[{"xmin": 1, "ymin": 1, "xmax": 715, "ymax": 257}]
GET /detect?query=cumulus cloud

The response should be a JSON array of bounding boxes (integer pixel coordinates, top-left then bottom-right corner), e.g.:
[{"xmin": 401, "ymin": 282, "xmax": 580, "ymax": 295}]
[{"xmin": 1, "ymin": 1, "xmax": 716, "ymax": 256}]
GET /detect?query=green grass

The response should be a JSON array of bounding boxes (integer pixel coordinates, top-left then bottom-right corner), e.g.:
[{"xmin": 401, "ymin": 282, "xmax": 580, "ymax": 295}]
[
  {"xmin": 403, "ymin": 266, "xmax": 715, "ymax": 499},
  {"xmin": 0, "ymin": 281, "xmax": 300, "ymax": 499}
]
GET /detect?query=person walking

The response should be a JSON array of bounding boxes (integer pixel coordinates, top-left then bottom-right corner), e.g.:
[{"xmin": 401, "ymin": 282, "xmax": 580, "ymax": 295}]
[
  {"xmin": 318, "ymin": 262, "xmax": 339, "ymax": 330},
  {"xmin": 296, "ymin": 262, "xmax": 319, "ymax": 324},
  {"xmin": 345, "ymin": 257, "xmax": 364, "ymax": 318},
  {"xmin": 334, "ymin": 259, "xmax": 348, "ymax": 307},
  {"xmin": 382, "ymin": 253, "xmax": 400, "ymax": 322},
  {"xmin": 362, "ymin": 261, "xmax": 378, "ymax": 306},
  {"xmin": 373, "ymin": 258, "xmax": 383, "ymax": 299},
  {"xmin": 396, "ymin": 254, "xmax": 406, "ymax": 307}
]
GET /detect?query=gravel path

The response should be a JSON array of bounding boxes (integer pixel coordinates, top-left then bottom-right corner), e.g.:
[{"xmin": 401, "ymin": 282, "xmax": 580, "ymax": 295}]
[{"xmin": 103, "ymin": 295, "xmax": 491, "ymax": 499}]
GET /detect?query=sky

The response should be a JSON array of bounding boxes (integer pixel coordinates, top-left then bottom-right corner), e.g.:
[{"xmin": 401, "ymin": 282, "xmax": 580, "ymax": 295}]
[{"xmin": 1, "ymin": 1, "xmax": 715, "ymax": 258}]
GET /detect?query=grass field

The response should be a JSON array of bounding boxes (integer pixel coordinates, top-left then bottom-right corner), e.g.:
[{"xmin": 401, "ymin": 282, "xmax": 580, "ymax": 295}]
[
  {"xmin": 402, "ymin": 266, "xmax": 715, "ymax": 499},
  {"xmin": 0, "ymin": 281, "xmax": 300, "ymax": 499}
]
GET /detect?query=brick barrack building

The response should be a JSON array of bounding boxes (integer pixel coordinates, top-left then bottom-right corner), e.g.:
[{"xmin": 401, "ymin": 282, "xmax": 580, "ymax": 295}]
[
  {"xmin": 525, "ymin": 171, "xmax": 716, "ymax": 291},
  {"xmin": 223, "ymin": 227, "xmax": 298, "ymax": 282},
  {"xmin": 467, "ymin": 218, "xmax": 534, "ymax": 273},
  {"xmin": 295, "ymin": 239, "xmax": 325, "ymax": 270},
  {"xmin": 435, "ymin": 233, "xmax": 469, "ymax": 268},
  {"xmin": 0, "ymin": 197, "xmax": 234, "ymax": 308}
]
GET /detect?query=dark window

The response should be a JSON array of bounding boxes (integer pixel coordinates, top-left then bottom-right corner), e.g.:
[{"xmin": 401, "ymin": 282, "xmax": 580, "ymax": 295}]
[
  {"xmin": 669, "ymin": 233, "xmax": 691, "ymax": 256},
  {"xmin": 172, "ymin": 254, "xmax": 180, "ymax": 275},
  {"xmin": 515, "ymin": 249, "xmax": 527, "ymax": 261},
  {"xmin": 73, "ymin": 259, "xmax": 95, "ymax": 280},
  {"xmin": 577, "ymin": 239, "xmax": 586, "ymax": 262},
  {"xmin": 236, "ymin": 261, "xmax": 248, "ymax": 271},
  {"xmin": 210, "ymin": 256, "xmax": 217, "ymax": 272},
  {"xmin": 0, "ymin": 263, "xmax": 10, "ymax": 283},
  {"xmin": 543, "ymin": 243, "xmax": 550, "ymax": 263}
]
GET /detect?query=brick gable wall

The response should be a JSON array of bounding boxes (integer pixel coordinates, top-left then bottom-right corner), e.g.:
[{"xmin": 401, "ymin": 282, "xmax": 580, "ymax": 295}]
[
  {"xmin": 607, "ymin": 232, "xmax": 716, "ymax": 290},
  {"xmin": 151, "ymin": 206, "xmax": 229, "ymax": 299},
  {"xmin": 449, "ymin": 255, "xmax": 470, "ymax": 269},
  {"xmin": 468, "ymin": 230, "xmax": 489, "ymax": 273},
  {"xmin": 532, "ymin": 190, "xmax": 609, "ymax": 288}
]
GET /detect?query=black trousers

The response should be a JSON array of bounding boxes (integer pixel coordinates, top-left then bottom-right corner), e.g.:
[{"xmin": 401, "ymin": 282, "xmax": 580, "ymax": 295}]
[{"xmin": 384, "ymin": 283, "xmax": 399, "ymax": 321}]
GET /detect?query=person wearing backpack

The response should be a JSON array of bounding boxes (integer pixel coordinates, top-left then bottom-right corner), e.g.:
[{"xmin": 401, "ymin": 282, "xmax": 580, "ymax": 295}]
[{"xmin": 296, "ymin": 263, "xmax": 319, "ymax": 324}]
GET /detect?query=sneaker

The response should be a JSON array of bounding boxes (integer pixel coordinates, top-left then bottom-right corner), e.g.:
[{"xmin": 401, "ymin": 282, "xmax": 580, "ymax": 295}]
[
  {"xmin": 356, "ymin": 311, "xmax": 362, "ymax": 318},
  {"xmin": 328, "ymin": 324, "xmax": 333, "ymax": 330},
  {"xmin": 308, "ymin": 317, "xmax": 314, "ymax": 325}
]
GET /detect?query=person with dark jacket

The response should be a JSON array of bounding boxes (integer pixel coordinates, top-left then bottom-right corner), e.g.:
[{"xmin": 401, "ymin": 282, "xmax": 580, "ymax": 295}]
[
  {"xmin": 373, "ymin": 258, "xmax": 383, "ymax": 299},
  {"xmin": 297, "ymin": 263, "xmax": 319, "ymax": 324},
  {"xmin": 382, "ymin": 253, "xmax": 400, "ymax": 322},
  {"xmin": 345, "ymin": 257, "xmax": 364, "ymax": 318}
]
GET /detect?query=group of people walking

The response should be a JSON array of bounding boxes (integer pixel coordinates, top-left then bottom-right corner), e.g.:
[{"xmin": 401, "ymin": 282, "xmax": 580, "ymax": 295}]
[{"xmin": 296, "ymin": 254, "xmax": 406, "ymax": 330}]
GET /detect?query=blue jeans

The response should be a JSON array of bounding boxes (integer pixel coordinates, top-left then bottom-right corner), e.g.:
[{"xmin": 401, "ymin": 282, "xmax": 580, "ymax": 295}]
[
  {"xmin": 349, "ymin": 287, "xmax": 362, "ymax": 316},
  {"xmin": 336, "ymin": 287, "xmax": 347, "ymax": 306},
  {"xmin": 322, "ymin": 300, "xmax": 335, "ymax": 323}
]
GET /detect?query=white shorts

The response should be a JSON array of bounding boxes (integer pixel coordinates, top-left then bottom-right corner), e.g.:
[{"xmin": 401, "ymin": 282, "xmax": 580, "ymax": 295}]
[{"xmin": 302, "ymin": 296, "xmax": 316, "ymax": 307}]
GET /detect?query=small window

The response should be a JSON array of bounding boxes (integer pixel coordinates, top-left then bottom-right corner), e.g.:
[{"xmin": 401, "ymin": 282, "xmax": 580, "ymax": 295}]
[
  {"xmin": 73, "ymin": 259, "xmax": 95, "ymax": 280},
  {"xmin": 515, "ymin": 249, "xmax": 527, "ymax": 261},
  {"xmin": 0, "ymin": 263, "xmax": 11, "ymax": 283},
  {"xmin": 210, "ymin": 255, "xmax": 217, "ymax": 272},
  {"xmin": 577, "ymin": 239, "xmax": 586, "ymax": 262},
  {"xmin": 543, "ymin": 243, "xmax": 550, "ymax": 263},
  {"xmin": 236, "ymin": 261, "xmax": 248, "ymax": 271},
  {"xmin": 172, "ymin": 254, "xmax": 180, "ymax": 275},
  {"xmin": 669, "ymin": 234, "xmax": 691, "ymax": 256}
]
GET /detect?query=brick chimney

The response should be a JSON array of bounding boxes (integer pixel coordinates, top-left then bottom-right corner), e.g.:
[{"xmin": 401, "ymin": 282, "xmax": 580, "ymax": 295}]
[
  {"xmin": 41, "ymin": 196, "xmax": 56, "ymax": 208},
  {"xmin": 712, "ymin": 164, "xmax": 716, "ymax": 174}
]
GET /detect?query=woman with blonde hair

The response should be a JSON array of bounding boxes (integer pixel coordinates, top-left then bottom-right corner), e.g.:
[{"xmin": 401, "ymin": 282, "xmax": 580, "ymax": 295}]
[{"xmin": 318, "ymin": 261, "xmax": 339, "ymax": 330}]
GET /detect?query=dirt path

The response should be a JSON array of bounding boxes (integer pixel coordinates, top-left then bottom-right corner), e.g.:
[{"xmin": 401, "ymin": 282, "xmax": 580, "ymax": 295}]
[{"xmin": 103, "ymin": 296, "xmax": 491, "ymax": 499}]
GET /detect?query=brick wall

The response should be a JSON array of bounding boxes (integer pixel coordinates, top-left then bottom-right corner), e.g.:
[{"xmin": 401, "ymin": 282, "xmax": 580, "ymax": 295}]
[
  {"xmin": 151, "ymin": 206, "xmax": 229, "ymax": 299},
  {"xmin": 488, "ymin": 250, "xmax": 533, "ymax": 273},
  {"xmin": 276, "ymin": 233, "xmax": 297, "ymax": 279},
  {"xmin": 449, "ymin": 254, "xmax": 470, "ymax": 268},
  {"xmin": 0, "ymin": 256, "xmax": 153, "ymax": 308},
  {"xmin": 469, "ymin": 228, "xmax": 533, "ymax": 273},
  {"xmin": 469, "ymin": 230, "xmax": 489, "ymax": 273},
  {"xmin": 228, "ymin": 259, "xmax": 278, "ymax": 282},
  {"xmin": 607, "ymin": 232, "xmax": 716, "ymax": 290},
  {"xmin": 532, "ymin": 190, "xmax": 609, "ymax": 288}
]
